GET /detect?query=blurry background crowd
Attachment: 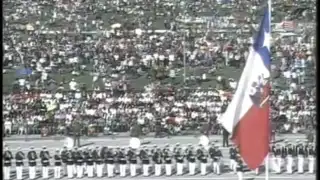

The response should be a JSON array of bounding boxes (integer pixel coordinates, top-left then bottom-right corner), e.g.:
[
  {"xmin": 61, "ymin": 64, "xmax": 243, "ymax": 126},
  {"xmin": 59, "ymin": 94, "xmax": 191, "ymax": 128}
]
[{"xmin": 3, "ymin": 0, "xmax": 316, "ymax": 138}]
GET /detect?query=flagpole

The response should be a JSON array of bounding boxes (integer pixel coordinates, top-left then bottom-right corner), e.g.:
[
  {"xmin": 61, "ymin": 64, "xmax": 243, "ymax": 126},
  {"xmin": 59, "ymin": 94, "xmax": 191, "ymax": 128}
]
[
  {"xmin": 183, "ymin": 30, "xmax": 186, "ymax": 83},
  {"xmin": 265, "ymin": 153, "xmax": 269, "ymax": 180},
  {"xmin": 266, "ymin": 0, "xmax": 271, "ymax": 180}
]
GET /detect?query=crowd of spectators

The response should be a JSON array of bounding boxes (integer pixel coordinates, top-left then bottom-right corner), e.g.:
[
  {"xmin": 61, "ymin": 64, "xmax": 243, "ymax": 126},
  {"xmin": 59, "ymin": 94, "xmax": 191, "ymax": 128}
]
[{"xmin": 3, "ymin": 0, "xmax": 316, "ymax": 137}]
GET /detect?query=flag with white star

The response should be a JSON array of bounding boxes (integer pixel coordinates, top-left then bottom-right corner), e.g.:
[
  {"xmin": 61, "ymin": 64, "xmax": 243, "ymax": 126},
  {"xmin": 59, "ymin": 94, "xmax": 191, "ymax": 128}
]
[{"xmin": 218, "ymin": 7, "xmax": 271, "ymax": 170}]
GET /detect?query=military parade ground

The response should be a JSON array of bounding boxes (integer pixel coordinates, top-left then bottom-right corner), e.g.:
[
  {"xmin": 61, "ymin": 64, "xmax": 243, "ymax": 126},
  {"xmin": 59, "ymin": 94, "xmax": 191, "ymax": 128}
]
[{"xmin": 3, "ymin": 134, "xmax": 316, "ymax": 180}]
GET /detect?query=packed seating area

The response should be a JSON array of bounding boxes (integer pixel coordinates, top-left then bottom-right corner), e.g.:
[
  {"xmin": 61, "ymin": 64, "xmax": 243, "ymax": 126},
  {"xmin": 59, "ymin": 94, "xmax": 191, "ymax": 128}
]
[{"xmin": 3, "ymin": 0, "xmax": 316, "ymax": 136}]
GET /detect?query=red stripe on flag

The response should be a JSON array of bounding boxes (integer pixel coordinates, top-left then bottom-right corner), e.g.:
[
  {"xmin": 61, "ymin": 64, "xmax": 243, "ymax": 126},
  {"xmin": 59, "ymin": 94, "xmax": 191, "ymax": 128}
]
[{"xmin": 231, "ymin": 85, "xmax": 270, "ymax": 169}]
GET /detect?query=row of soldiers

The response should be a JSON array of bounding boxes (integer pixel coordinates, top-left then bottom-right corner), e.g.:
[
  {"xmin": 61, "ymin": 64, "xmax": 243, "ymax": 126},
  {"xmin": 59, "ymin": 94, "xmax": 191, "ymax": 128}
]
[
  {"xmin": 3, "ymin": 141, "xmax": 315, "ymax": 180},
  {"xmin": 3, "ymin": 143, "xmax": 246, "ymax": 179},
  {"xmin": 270, "ymin": 140, "xmax": 316, "ymax": 174}
]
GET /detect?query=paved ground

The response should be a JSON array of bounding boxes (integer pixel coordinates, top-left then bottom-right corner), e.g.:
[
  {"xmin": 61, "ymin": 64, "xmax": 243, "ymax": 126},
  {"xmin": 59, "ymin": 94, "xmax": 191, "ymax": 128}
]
[
  {"xmin": 5, "ymin": 172, "xmax": 317, "ymax": 180},
  {"xmin": 4, "ymin": 134, "xmax": 308, "ymax": 152},
  {"xmin": 5, "ymin": 169, "xmax": 317, "ymax": 180},
  {"xmin": 4, "ymin": 134, "xmax": 315, "ymax": 180},
  {"xmin": 4, "ymin": 133, "xmax": 307, "ymax": 141}
]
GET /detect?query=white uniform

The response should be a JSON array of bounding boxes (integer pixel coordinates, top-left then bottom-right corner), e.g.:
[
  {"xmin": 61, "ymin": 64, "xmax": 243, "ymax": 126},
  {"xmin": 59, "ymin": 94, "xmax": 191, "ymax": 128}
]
[
  {"xmin": 236, "ymin": 161, "xmax": 243, "ymax": 180},
  {"xmin": 54, "ymin": 165, "xmax": 61, "ymax": 179},
  {"xmin": 286, "ymin": 147, "xmax": 293, "ymax": 174},
  {"xmin": 141, "ymin": 150, "xmax": 150, "ymax": 176},
  {"xmin": 230, "ymin": 158, "xmax": 237, "ymax": 173},
  {"xmin": 76, "ymin": 164, "xmax": 84, "ymax": 178},
  {"xmin": 53, "ymin": 152, "xmax": 62, "ymax": 179},
  {"xmin": 189, "ymin": 162, "xmax": 196, "ymax": 175},
  {"xmin": 213, "ymin": 159, "xmax": 221, "ymax": 174},
  {"xmin": 199, "ymin": 149, "xmax": 208, "ymax": 175},
  {"xmin": 286, "ymin": 155, "xmax": 293, "ymax": 173},
  {"xmin": 297, "ymin": 154, "xmax": 304, "ymax": 173},
  {"xmin": 14, "ymin": 151, "xmax": 24, "ymax": 180},
  {"xmin": 130, "ymin": 163, "xmax": 137, "ymax": 176},
  {"xmin": 308, "ymin": 149, "xmax": 315, "ymax": 174},
  {"xmin": 255, "ymin": 167, "xmax": 259, "ymax": 175},
  {"xmin": 155, "ymin": 164, "xmax": 162, "ymax": 176},
  {"xmin": 118, "ymin": 151, "xmax": 127, "ymax": 177},
  {"xmin": 87, "ymin": 164, "xmax": 94, "ymax": 177},
  {"xmin": 96, "ymin": 163, "xmax": 104, "ymax": 177},
  {"xmin": 237, "ymin": 171, "xmax": 243, "ymax": 180},
  {"xmin": 67, "ymin": 164, "xmax": 74, "ymax": 178},
  {"xmin": 16, "ymin": 166, "xmax": 23, "ymax": 180},
  {"xmin": 275, "ymin": 148, "xmax": 282, "ymax": 174},
  {"xmin": 164, "ymin": 152, "xmax": 172, "ymax": 176},
  {"xmin": 107, "ymin": 163, "xmax": 114, "ymax": 177},
  {"xmin": 175, "ymin": 151, "xmax": 184, "ymax": 176},
  {"xmin": 142, "ymin": 163, "xmax": 149, "ymax": 176},
  {"xmin": 176, "ymin": 162, "xmax": 184, "ymax": 175},
  {"xmin": 187, "ymin": 149, "xmax": 196, "ymax": 175},
  {"xmin": 71, "ymin": 163, "xmax": 76, "ymax": 176},
  {"xmin": 165, "ymin": 163, "xmax": 172, "ymax": 176},
  {"xmin": 297, "ymin": 146, "xmax": 305, "ymax": 173},
  {"xmin": 29, "ymin": 166, "xmax": 36, "ymax": 179},
  {"xmin": 120, "ymin": 164, "xmax": 127, "ymax": 177},
  {"xmin": 66, "ymin": 153, "xmax": 74, "ymax": 179},
  {"xmin": 42, "ymin": 166, "xmax": 49, "ymax": 179},
  {"xmin": 4, "ymin": 166, "xmax": 11, "ymax": 180},
  {"xmin": 213, "ymin": 150, "xmax": 222, "ymax": 175},
  {"xmin": 41, "ymin": 150, "xmax": 50, "ymax": 179},
  {"xmin": 270, "ymin": 154, "xmax": 277, "ymax": 172},
  {"xmin": 200, "ymin": 162, "xmax": 207, "ymax": 175},
  {"xmin": 3, "ymin": 151, "xmax": 12, "ymax": 180}
]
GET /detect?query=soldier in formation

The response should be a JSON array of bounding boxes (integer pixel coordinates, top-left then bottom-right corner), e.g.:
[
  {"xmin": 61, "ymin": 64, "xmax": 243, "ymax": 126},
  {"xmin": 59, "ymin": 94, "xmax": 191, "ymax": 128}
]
[
  {"xmin": 114, "ymin": 147, "xmax": 120, "ymax": 175},
  {"xmin": 153, "ymin": 146, "xmax": 163, "ymax": 176},
  {"xmin": 296, "ymin": 140, "xmax": 305, "ymax": 173},
  {"xmin": 3, "ymin": 145, "xmax": 13, "ymax": 180},
  {"xmin": 236, "ymin": 154, "xmax": 244, "ymax": 180},
  {"xmin": 186, "ymin": 145, "xmax": 196, "ymax": 175},
  {"xmin": 75, "ymin": 149, "xmax": 84, "ymax": 178},
  {"xmin": 213, "ymin": 145, "xmax": 223, "ymax": 175},
  {"xmin": 27, "ymin": 146, "xmax": 37, "ymax": 180},
  {"xmin": 174, "ymin": 146, "xmax": 184, "ymax": 176},
  {"xmin": 307, "ymin": 142, "xmax": 316, "ymax": 174},
  {"xmin": 4, "ymin": 141, "xmax": 316, "ymax": 180},
  {"xmin": 285, "ymin": 141, "xmax": 294, "ymax": 174},
  {"xmin": 199, "ymin": 145, "xmax": 208, "ymax": 175},
  {"xmin": 40, "ymin": 146, "xmax": 51, "ymax": 179},
  {"xmin": 163, "ymin": 144, "xmax": 173, "ymax": 176},
  {"xmin": 138, "ymin": 146, "xmax": 148, "ymax": 176},
  {"xmin": 270, "ymin": 139, "xmax": 317, "ymax": 175},
  {"xmin": 119, "ymin": 148, "xmax": 127, "ymax": 177},
  {"xmin": 66, "ymin": 149, "xmax": 74, "ymax": 178},
  {"xmin": 91, "ymin": 147, "xmax": 101, "ymax": 177},
  {"xmin": 60, "ymin": 146, "xmax": 68, "ymax": 176},
  {"xmin": 86, "ymin": 148, "xmax": 94, "ymax": 177},
  {"xmin": 129, "ymin": 147, "xmax": 138, "ymax": 176},
  {"xmin": 15, "ymin": 147, "xmax": 25, "ymax": 180},
  {"xmin": 106, "ymin": 147, "xmax": 115, "ymax": 177},
  {"xmin": 229, "ymin": 145, "xmax": 237, "ymax": 173},
  {"xmin": 274, "ymin": 143, "xmax": 282, "ymax": 173},
  {"xmin": 54, "ymin": 149, "xmax": 62, "ymax": 179},
  {"xmin": 270, "ymin": 143, "xmax": 276, "ymax": 172}
]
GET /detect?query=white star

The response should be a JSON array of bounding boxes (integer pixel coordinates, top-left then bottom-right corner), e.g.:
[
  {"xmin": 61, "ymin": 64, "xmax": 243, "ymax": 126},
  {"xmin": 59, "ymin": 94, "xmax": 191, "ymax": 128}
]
[{"xmin": 263, "ymin": 30, "xmax": 271, "ymax": 51}]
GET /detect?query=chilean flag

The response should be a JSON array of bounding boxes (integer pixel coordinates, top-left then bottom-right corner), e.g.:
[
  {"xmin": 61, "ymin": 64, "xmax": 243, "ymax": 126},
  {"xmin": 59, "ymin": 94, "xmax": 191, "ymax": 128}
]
[{"xmin": 218, "ymin": 7, "xmax": 271, "ymax": 170}]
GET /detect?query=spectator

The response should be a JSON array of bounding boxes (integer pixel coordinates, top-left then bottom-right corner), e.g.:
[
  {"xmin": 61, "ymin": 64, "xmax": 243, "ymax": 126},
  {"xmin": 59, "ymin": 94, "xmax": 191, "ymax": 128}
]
[{"xmin": 2, "ymin": 0, "xmax": 316, "ymax": 137}]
